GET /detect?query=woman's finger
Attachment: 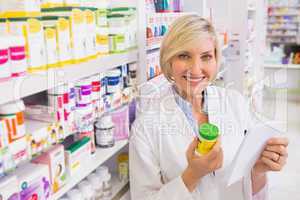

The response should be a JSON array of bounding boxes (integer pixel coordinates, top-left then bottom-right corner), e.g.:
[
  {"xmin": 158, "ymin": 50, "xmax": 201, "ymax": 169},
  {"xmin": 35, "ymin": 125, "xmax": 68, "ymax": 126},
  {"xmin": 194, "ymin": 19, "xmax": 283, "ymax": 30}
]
[
  {"xmin": 186, "ymin": 137, "xmax": 199, "ymax": 160},
  {"xmin": 267, "ymin": 137, "xmax": 289, "ymax": 146},
  {"xmin": 265, "ymin": 144, "xmax": 288, "ymax": 156},
  {"xmin": 207, "ymin": 138, "xmax": 221, "ymax": 161},
  {"xmin": 261, "ymin": 156, "xmax": 282, "ymax": 171},
  {"xmin": 262, "ymin": 150, "xmax": 280, "ymax": 162}
]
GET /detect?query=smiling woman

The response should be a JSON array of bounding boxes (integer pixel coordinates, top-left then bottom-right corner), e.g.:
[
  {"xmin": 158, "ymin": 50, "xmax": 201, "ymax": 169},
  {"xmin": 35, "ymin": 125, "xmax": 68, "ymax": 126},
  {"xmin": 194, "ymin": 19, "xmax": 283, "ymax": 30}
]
[{"xmin": 129, "ymin": 14, "xmax": 289, "ymax": 200}]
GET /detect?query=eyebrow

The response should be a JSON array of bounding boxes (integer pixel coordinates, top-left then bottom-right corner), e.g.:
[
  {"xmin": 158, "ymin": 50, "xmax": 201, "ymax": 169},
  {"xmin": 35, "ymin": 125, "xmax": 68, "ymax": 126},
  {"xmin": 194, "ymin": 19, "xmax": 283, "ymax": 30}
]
[{"xmin": 200, "ymin": 50, "xmax": 214, "ymax": 55}]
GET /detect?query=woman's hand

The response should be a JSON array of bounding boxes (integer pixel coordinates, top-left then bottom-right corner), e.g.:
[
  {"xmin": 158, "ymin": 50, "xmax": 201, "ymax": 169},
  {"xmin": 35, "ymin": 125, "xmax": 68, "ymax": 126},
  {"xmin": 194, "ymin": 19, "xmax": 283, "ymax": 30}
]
[
  {"xmin": 182, "ymin": 137, "xmax": 223, "ymax": 192},
  {"xmin": 252, "ymin": 137, "xmax": 289, "ymax": 194}
]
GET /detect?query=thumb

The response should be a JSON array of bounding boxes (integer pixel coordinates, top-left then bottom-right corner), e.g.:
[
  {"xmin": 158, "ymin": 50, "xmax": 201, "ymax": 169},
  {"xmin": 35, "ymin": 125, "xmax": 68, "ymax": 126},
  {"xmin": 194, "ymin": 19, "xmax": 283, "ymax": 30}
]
[{"xmin": 186, "ymin": 137, "xmax": 199, "ymax": 160}]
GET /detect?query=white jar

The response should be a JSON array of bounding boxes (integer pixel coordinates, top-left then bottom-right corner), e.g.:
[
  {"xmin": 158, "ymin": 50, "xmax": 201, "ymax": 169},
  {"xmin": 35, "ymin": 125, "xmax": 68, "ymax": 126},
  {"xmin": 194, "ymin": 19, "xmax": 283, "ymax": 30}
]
[
  {"xmin": 0, "ymin": 37, "xmax": 11, "ymax": 80},
  {"xmin": 87, "ymin": 173, "xmax": 103, "ymax": 199},
  {"xmin": 96, "ymin": 166, "xmax": 112, "ymax": 197},
  {"xmin": 78, "ymin": 180, "xmax": 95, "ymax": 200},
  {"xmin": 101, "ymin": 172, "xmax": 112, "ymax": 198},
  {"xmin": 8, "ymin": 36, "xmax": 28, "ymax": 77},
  {"xmin": 106, "ymin": 69, "xmax": 121, "ymax": 94},
  {"xmin": 94, "ymin": 115, "xmax": 115, "ymax": 148},
  {"xmin": 96, "ymin": 27, "xmax": 109, "ymax": 54},
  {"xmin": 0, "ymin": 100, "xmax": 26, "ymax": 141}
]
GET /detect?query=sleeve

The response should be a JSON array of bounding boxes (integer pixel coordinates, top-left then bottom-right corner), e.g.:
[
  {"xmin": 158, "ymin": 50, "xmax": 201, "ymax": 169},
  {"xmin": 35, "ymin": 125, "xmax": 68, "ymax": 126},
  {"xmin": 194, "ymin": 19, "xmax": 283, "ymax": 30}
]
[
  {"xmin": 240, "ymin": 93, "xmax": 268, "ymax": 200},
  {"xmin": 243, "ymin": 173, "xmax": 269, "ymax": 200},
  {"xmin": 129, "ymin": 117, "xmax": 194, "ymax": 200}
]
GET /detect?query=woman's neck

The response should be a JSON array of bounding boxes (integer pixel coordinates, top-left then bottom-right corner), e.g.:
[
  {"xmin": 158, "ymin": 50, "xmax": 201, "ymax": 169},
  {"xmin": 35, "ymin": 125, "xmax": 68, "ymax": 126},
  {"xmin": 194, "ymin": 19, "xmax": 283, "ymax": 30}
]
[{"xmin": 174, "ymin": 86, "xmax": 204, "ymax": 113}]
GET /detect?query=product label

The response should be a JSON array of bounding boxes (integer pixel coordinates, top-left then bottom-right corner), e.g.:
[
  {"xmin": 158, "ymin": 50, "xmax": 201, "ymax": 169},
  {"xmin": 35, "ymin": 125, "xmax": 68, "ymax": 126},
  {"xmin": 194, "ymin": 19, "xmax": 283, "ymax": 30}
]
[
  {"xmin": 84, "ymin": 10, "xmax": 95, "ymax": 24},
  {"xmin": 45, "ymin": 28, "xmax": 58, "ymax": 65},
  {"xmin": 28, "ymin": 19, "xmax": 42, "ymax": 34},
  {"xmin": 9, "ymin": 46, "xmax": 26, "ymax": 61},
  {"xmin": 72, "ymin": 9, "xmax": 84, "ymax": 25},
  {"xmin": 57, "ymin": 18, "xmax": 69, "ymax": 32},
  {"xmin": 96, "ymin": 35, "xmax": 109, "ymax": 45},
  {"xmin": 0, "ymin": 49, "xmax": 9, "ymax": 65},
  {"xmin": 96, "ymin": 130, "xmax": 114, "ymax": 145}
]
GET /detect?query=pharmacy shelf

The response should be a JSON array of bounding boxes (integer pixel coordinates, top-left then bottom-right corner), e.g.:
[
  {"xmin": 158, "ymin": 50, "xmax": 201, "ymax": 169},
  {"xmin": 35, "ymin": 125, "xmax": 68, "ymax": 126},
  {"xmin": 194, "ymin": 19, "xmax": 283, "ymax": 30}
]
[
  {"xmin": 146, "ymin": 37, "xmax": 163, "ymax": 51},
  {"xmin": 0, "ymin": 50, "xmax": 138, "ymax": 105},
  {"xmin": 268, "ymin": 13, "xmax": 299, "ymax": 16},
  {"xmin": 267, "ymin": 34, "xmax": 297, "ymax": 37},
  {"xmin": 111, "ymin": 176, "xmax": 129, "ymax": 200},
  {"xmin": 119, "ymin": 190, "xmax": 131, "ymax": 200},
  {"xmin": 264, "ymin": 63, "xmax": 300, "ymax": 70},
  {"xmin": 50, "ymin": 140, "xmax": 129, "ymax": 200}
]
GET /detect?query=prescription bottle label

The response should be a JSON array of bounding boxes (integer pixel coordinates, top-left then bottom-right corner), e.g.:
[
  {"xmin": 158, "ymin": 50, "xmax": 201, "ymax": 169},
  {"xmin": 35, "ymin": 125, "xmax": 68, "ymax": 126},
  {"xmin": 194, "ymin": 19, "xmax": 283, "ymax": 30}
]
[
  {"xmin": 197, "ymin": 140, "xmax": 217, "ymax": 155},
  {"xmin": 84, "ymin": 10, "xmax": 95, "ymax": 24},
  {"xmin": 197, "ymin": 123, "xmax": 219, "ymax": 155},
  {"xmin": 0, "ymin": 49, "xmax": 9, "ymax": 65},
  {"xmin": 96, "ymin": 35, "xmax": 109, "ymax": 45},
  {"xmin": 28, "ymin": 19, "xmax": 42, "ymax": 34},
  {"xmin": 72, "ymin": 9, "xmax": 84, "ymax": 25},
  {"xmin": 57, "ymin": 18, "xmax": 69, "ymax": 31},
  {"xmin": 45, "ymin": 28, "xmax": 56, "ymax": 39}
]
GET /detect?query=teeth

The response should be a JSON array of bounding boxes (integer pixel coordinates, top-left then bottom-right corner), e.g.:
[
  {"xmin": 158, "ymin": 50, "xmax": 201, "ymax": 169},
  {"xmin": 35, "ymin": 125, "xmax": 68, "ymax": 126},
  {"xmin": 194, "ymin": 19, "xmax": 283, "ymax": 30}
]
[{"xmin": 184, "ymin": 76, "xmax": 205, "ymax": 82}]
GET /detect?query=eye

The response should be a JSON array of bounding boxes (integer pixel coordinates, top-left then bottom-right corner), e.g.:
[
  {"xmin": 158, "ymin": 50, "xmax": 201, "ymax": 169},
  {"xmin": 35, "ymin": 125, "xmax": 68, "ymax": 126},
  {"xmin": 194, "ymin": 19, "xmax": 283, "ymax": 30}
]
[
  {"xmin": 201, "ymin": 54, "xmax": 213, "ymax": 62},
  {"xmin": 178, "ymin": 53, "xmax": 191, "ymax": 60}
]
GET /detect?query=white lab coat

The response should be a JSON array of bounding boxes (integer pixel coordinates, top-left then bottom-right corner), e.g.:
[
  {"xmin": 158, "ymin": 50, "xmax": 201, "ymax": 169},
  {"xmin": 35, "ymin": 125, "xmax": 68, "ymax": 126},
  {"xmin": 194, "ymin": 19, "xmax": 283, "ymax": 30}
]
[{"xmin": 129, "ymin": 84, "xmax": 256, "ymax": 200}]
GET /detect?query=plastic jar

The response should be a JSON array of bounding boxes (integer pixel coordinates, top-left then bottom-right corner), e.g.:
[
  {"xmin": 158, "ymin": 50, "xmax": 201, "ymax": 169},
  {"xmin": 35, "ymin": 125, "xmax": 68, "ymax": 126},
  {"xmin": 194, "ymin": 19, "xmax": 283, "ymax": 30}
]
[
  {"xmin": 101, "ymin": 172, "xmax": 112, "ymax": 198},
  {"xmin": 78, "ymin": 180, "xmax": 95, "ymax": 200},
  {"xmin": 75, "ymin": 103, "xmax": 94, "ymax": 132},
  {"xmin": 68, "ymin": 82, "xmax": 76, "ymax": 112},
  {"xmin": 128, "ymin": 63, "xmax": 137, "ymax": 87},
  {"xmin": 100, "ymin": 73, "xmax": 107, "ymax": 96},
  {"xmin": 9, "ymin": 18, "xmax": 47, "ymax": 71},
  {"xmin": 56, "ymin": 17, "xmax": 72, "ymax": 65},
  {"xmin": 96, "ymin": 27, "xmax": 109, "ymax": 55},
  {"xmin": 106, "ymin": 69, "xmax": 121, "ymax": 94},
  {"xmin": 47, "ymin": 85, "xmax": 67, "ymax": 125},
  {"xmin": 67, "ymin": 189, "xmax": 83, "ymax": 200},
  {"xmin": 96, "ymin": 9, "xmax": 108, "ymax": 27},
  {"xmin": 0, "ymin": 37, "xmax": 11, "ymax": 81},
  {"xmin": 94, "ymin": 115, "xmax": 115, "ymax": 148},
  {"xmin": 117, "ymin": 153, "xmax": 129, "ymax": 182},
  {"xmin": 0, "ymin": 100, "xmax": 26, "ymax": 143},
  {"xmin": 8, "ymin": 35, "xmax": 27, "ymax": 77},
  {"xmin": 70, "ymin": 9, "xmax": 86, "ymax": 61},
  {"xmin": 83, "ymin": 9, "xmax": 97, "ymax": 58},
  {"xmin": 197, "ymin": 123, "xmax": 220, "ymax": 155},
  {"xmin": 96, "ymin": 166, "xmax": 112, "ymax": 198},
  {"xmin": 75, "ymin": 78, "xmax": 92, "ymax": 106},
  {"xmin": 87, "ymin": 173, "xmax": 103, "ymax": 199}
]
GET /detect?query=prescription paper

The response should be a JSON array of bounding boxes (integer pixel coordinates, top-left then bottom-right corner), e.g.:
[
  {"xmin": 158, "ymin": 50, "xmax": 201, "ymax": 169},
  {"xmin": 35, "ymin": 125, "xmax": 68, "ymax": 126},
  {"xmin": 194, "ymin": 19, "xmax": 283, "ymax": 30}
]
[{"xmin": 227, "ymin": 123, "xmax": 283, "ymax": 186}]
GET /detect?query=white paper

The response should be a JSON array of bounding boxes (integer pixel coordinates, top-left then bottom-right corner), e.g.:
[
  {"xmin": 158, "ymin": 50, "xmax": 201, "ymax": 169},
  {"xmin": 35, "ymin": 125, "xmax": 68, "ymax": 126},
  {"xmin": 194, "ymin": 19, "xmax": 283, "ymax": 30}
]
[{"xmin": 227, "ymin": 123, "xmax": 282, "ymax": 186}]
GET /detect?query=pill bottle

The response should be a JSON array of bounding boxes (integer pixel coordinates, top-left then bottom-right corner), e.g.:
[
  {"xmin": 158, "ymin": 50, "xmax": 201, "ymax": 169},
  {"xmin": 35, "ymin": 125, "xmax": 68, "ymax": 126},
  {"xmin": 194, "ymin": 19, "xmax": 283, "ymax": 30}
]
[
  {"xmin": 106, "ymin": 69, "xmax": 121, "ymax": 94},
  {"xmin": 87, "ymin": 173, "xmax": 103, "ymax": 199},
  {"xmin": 0, "ymin": 37, "xmax": 12, "ymax": 82},
  {"xmin": 94, "ymin": 115, "xmax": 115, "ymax": 148},
  {"xmin": 197, "ymin": 123, "xmax": 219, "ymax": 155}
]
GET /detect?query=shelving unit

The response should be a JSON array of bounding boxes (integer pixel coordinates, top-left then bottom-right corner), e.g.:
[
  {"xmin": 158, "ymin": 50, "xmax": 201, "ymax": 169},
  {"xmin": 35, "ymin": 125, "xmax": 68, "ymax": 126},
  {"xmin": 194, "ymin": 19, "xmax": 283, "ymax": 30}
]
[
  {"xmin": 0, "ymin": 50, "xmax": 138, "ymax": 105},
  {"xmin": 50, "ymin": 140, "xmax": 129, "ymax": 200},
  {"xmin": 267, "ymin": 3, "xmax": 300, "ymax": 45}
]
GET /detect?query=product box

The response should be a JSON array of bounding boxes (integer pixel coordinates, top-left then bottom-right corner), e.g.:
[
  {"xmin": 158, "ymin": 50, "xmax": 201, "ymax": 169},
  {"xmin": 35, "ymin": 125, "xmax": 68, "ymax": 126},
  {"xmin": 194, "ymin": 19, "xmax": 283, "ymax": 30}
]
[
  {"xmin": 0, "ymin": 174, "xmax": 20, "ymax": 200},
  {"xmin": 65, "ymin": 137, "xmax": 91, "ymax": 176},
  {"xmin": 13, "ymin": 163, "xmax": 51, "ymax": 200},
  {"xmin": 33, "ymin": 144, "xmax": 67, "ymax": 193}
]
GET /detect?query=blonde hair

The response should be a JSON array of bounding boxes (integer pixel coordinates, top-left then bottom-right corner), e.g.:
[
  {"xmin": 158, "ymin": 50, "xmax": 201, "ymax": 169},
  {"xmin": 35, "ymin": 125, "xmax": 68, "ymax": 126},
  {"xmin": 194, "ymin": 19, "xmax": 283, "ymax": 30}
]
[{"xmin": 160, "ymin": 15, "xmax": 221, "ymax": 82}]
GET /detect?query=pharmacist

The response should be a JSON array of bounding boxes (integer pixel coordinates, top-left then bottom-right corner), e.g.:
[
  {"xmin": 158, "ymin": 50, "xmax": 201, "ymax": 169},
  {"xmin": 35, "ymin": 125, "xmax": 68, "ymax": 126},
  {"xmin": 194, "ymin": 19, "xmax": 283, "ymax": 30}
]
[{"xmin": 129, "ymin": 15, "xmax": 289, "ymax": 200}]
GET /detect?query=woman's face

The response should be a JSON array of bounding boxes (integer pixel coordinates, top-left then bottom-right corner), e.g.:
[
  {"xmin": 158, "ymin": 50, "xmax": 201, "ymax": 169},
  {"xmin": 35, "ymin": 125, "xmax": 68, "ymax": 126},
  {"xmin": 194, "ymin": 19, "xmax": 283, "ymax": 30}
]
[{"xmin": 170, "ymin": 37, "xmax": 218, "ymax": 99}]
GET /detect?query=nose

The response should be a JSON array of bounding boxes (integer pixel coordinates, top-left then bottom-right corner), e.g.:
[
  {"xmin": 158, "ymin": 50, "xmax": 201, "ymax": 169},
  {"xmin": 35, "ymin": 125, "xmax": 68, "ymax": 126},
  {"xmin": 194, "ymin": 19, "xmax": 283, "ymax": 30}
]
[{"xmin": 189, "ymin": 57, "xmax": 204, "ymax": 74}]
